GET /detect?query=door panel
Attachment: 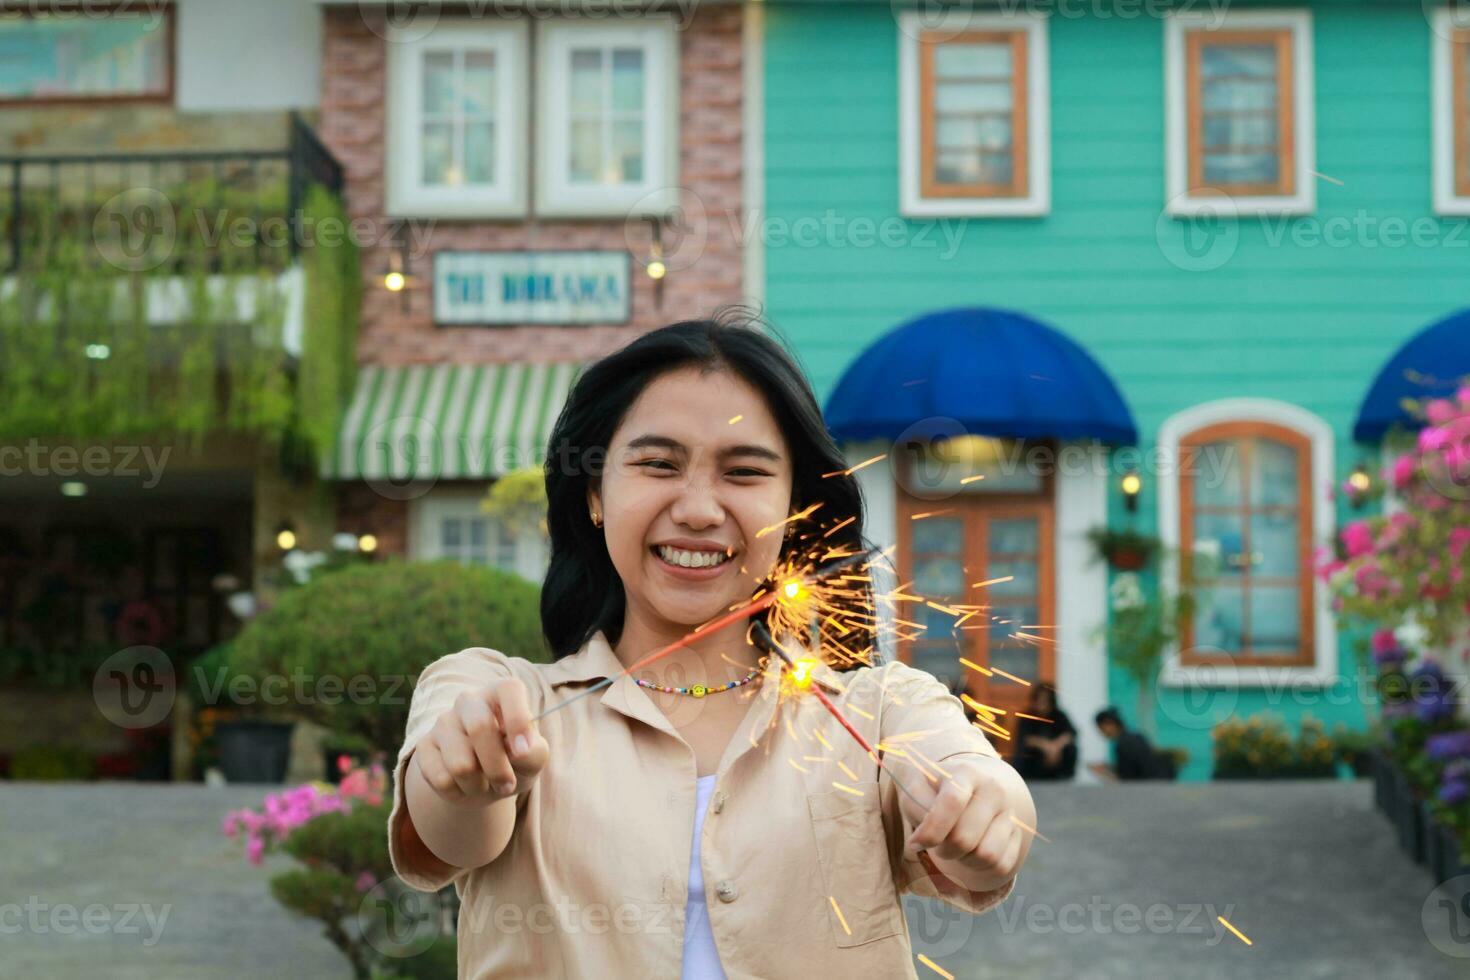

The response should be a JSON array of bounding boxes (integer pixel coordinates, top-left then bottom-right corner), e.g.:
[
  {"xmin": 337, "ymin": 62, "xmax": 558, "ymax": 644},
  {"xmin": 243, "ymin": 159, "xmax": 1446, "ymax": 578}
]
[{"xmin": 898, "ymin": 493, "xmax": 1054, "ymax": 754}]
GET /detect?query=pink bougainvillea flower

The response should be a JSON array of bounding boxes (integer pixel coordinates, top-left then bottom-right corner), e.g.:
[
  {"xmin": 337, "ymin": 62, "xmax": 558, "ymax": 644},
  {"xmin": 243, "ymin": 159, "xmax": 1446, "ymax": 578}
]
[
  {"xmin": 1420, "ymin": 426, "xmax": 1450, "ymax": 453},
  {"xmin": 1371, "ymin": 628, "xmax": 1399, "ymax": 654},
  {"xmin": 1457, "ymin": 384, "xmax": 1470, "ymax": 407},
  {"xmin": 1426, "ymin": 398, "xmax": 1457, "ymax": 425},
  {"xmin": 1340, "ymin": 521, "xmax": 1375, "ymax": 558},
  {"xmin": 1390, "ymin": 455, "xmax": 1416, "ymax": 489},
  {"xmin": 355, "ymin": 872, "xmax": 377, "ymax": 893},
  {"xmin": 246, "ymin": 836, "xmax": 265, "ymax": 866}
]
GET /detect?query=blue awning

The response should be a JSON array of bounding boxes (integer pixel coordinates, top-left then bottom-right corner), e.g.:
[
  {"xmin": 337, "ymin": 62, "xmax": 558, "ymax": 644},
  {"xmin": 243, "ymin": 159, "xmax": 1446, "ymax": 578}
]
[
  {"xmin": 824, "ymin": 307, "xmax": 1138, "ymax": 445},
  {"xmin": 1354, "ymin": 309, "xmax": 1470, "ymax": 442}
]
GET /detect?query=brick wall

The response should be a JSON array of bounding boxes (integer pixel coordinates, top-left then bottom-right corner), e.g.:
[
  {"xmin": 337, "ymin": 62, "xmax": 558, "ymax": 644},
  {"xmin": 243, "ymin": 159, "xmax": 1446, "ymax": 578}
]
[{"xmin": 319, "ymin": 4, "xmax": 747, "ymax": 368}]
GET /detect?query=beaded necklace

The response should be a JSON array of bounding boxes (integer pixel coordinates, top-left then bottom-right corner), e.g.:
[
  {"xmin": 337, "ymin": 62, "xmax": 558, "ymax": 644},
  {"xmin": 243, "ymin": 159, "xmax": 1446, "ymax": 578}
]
[{"xmin": 633, "ymin": 657, "xmax": 767, "ymax": 698}]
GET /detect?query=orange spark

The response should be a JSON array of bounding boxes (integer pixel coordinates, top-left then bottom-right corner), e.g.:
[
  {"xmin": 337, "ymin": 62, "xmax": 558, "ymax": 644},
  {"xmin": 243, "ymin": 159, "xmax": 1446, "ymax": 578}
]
[
  {"xmin": 1013, "ymin": 712, "xmax": 1053, "ymax": 723},
  {"xmin": 958, "ymin": 657, "xmax": 993, "ymax": 676},
  {"xmin": 821, "ymin": 515, "xmax": 856, "ymax": 538},
  {"xmin": 787, "ymin": 758, "xmax": 810, "ymax": 774},
  {"xmin": 909, "ymin": 509, "xmax": 954, "ymax": 521},
  {"xmin": 1009, "ymin": 813, "xmax": 1051, "ymax": 843},
  {"xmin": 828, "ymin": 896, "xmax": 852, "ymax": 936},
  {"xmin": 990, "ymin": 667, "xmax": 1031, "ymax": 686},
  {"xmin": 728, "ymin": 414, "xmax": 744, "ymax": 424},
  {"xmin": 831, "ymin": 781, "xmax": 863, "ymax": 796},
  {"xmin": 959, "ymin": 474, "xmax": 986, "ymax": 485},
  {"xmin": 971, "ymin": 575, "xmax": 1015, "ymax": 589},
  {"xmin": 1217, "ymin": 916, "xmax": 1253, "ymax": 946},
  {"xmin": 917, "ymin": 954, "xmax": 954, "ymax": 979},
  {"xmin": 821, "ymin": 454, "xmax": 885, "ymax": 479}
]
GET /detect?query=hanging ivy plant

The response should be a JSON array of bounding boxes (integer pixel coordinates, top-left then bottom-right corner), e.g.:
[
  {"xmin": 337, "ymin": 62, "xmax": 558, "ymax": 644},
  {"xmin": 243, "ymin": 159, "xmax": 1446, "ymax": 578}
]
[{"xmin": 0, "ymin": 179, "xmax": 357, "ymax": 460}]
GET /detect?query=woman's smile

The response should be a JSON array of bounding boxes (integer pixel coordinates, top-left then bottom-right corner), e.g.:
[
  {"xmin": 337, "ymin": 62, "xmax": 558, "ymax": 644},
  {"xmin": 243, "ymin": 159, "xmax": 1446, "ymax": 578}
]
[{"xmin": 649, "ymin": 539, "xmax": 740, "ymax": 581}]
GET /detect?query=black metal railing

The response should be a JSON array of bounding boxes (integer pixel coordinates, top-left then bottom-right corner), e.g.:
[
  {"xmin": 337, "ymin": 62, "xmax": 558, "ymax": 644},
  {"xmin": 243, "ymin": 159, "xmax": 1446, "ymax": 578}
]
[{"xmin": 0, "ymin": 111, "xmax": 345, "ymax": 274}]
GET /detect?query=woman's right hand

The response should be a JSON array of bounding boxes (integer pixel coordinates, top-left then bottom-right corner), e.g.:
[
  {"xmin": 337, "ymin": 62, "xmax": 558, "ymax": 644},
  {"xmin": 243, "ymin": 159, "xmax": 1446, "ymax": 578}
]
[{"xmin": 412, "ymin": 677, "xmax": 550, "ymax": 807}]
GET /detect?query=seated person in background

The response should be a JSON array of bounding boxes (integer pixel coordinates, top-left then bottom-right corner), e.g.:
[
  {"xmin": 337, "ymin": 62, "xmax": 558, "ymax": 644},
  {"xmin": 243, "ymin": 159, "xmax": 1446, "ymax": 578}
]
[
  {"xmin": 1088, "ymin": 706, "xmax": 1177, "ymax": 781},
  {"xmin": 1013, "ymin": 682, "xmax": 1077, "ymax": 781}
]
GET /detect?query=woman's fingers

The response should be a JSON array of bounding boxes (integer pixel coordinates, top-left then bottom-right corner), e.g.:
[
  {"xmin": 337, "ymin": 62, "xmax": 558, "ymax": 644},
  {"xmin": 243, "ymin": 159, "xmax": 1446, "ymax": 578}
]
[
  {"xmin": 489, "ymin": 678, "xmax": 550, "ymax": 781},
  {"xmin": 458, "ymin": 691, "xmax": 516, "ymax": 796},
  {"xmin": 907, "ymin": 773, "xmax": 975, "ymax": 855}
]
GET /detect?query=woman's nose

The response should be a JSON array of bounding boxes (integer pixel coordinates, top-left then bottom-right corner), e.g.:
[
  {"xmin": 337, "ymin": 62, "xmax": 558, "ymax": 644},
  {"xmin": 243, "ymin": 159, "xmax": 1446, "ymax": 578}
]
[{"xmin": 669, "ymin": 482, "xmax": 725, "ymax": 528}]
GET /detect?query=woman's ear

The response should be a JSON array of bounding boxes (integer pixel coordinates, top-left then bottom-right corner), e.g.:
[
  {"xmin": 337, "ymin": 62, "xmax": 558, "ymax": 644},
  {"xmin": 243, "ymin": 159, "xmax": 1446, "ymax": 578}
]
[{"xmin": 587, "ymin": 485, "xmax": 603, "ymax": 523}]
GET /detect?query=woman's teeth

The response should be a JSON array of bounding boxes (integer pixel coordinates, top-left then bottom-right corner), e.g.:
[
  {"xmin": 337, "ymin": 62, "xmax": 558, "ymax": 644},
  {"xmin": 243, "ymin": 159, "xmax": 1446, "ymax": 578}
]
[{"xmin": 656, "ymin": 546, "xmax": 733, "ymax": 569}]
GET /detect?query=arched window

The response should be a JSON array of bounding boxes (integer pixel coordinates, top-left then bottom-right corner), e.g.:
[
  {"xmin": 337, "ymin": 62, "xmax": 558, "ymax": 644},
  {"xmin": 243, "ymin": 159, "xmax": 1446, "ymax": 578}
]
[
  {"xmin": 1158, "ymin": 399, "xmax": 1336, "ymax": 685},
  {"xmin": 1179, "ymin": 420, "xmax": 1313, "ymax": 666}
]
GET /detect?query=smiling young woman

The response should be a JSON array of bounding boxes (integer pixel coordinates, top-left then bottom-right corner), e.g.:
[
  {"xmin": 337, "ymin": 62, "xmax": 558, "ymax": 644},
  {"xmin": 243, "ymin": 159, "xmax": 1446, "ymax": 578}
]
[{"xmin": 390, "ymin": 312, "xmax": 1036, "ymax": 979}]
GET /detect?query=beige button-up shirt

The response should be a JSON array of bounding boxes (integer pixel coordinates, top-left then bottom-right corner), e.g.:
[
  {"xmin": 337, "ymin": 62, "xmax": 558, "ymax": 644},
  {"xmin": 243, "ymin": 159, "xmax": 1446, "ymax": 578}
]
[{"xmin": 389, "ymin": 630, "xmax": 1015, "ymax": 979}]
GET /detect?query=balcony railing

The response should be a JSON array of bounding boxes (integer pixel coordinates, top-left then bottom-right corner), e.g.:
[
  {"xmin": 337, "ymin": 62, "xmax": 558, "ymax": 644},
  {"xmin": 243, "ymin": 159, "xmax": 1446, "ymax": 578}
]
[{"xmin": 0, "ymin": 113, "xmax": 344, "ymax": 274}]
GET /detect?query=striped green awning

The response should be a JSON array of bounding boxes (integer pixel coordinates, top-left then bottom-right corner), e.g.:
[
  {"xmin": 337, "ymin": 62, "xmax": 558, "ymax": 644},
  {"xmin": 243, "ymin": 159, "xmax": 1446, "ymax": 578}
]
[{"xmin": 323, "ymin": 362, "xmax": 584, "ymax": 481}]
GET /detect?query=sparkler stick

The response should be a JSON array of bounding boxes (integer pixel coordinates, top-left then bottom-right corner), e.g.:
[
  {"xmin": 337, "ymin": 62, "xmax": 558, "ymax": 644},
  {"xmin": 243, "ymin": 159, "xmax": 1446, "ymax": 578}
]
[
  {"xmin": 530, "ymin": 548, "xmax": 877, "ymax": 722},
  {"xmin": 749, "ymin": 620, "xmax": 932, "ymax": 809}
]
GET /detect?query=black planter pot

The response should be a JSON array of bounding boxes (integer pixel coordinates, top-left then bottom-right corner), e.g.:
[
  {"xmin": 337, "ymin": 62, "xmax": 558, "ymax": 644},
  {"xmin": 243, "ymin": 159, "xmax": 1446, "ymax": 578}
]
[
  {"xmin": 1394, "ymin": 772, "xmax": 1426, "ymax": 862},
  {"xmin": 1435, "ymin": 823, "xmax": 1470, "ymax": 884},
  {"xmin": 217, "ymin": 720, "xmax": 295, "ymax": 784},
  {"xmin": 1371, "ymin": 751, "xmax": 1389, "ymax": 814}
]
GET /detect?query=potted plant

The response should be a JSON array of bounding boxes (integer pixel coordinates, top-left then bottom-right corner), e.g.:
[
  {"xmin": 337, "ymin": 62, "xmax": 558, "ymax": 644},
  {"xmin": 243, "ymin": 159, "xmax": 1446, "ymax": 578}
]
[
  {"xmin": 1101, "ymin": 571, "xmax": 1195, "ymax": 739},
  {"xmin": 1087, "ymin": 526, "xmax": 1159, "ymax": 571}
]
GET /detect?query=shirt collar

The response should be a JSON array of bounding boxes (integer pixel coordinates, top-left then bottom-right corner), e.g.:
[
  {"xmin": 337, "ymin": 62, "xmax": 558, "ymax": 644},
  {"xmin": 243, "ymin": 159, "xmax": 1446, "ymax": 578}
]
[{"xmin": 544, "ymin": 628, "xmax": 846, "ymax": 695}]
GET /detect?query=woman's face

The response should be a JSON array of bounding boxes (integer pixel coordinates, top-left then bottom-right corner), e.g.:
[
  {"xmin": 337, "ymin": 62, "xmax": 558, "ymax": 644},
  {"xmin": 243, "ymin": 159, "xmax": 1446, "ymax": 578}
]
[{"xmin": 589, "ymin": 366, "xmax": 795, "ymax": 631}]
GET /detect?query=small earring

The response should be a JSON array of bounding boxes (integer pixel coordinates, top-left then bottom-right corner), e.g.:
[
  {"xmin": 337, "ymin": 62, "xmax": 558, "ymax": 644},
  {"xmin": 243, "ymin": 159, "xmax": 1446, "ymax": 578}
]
[{"xmin": 591, "ymin": 511, "xmax": 602, "ymax": 527}]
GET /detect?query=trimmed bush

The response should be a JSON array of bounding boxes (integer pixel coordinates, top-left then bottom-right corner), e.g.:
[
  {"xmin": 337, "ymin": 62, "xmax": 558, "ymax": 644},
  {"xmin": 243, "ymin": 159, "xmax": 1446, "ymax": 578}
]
[{"xmin": 227, "ymin": 560, "xmax": 546, "ymax": 750}]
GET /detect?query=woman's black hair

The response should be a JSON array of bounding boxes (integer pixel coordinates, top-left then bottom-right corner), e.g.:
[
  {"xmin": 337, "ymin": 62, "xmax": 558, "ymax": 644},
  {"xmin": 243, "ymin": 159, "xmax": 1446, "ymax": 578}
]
[{"xmin": 540, "ymin": 308, "xmax": 875, "ymax": 662}]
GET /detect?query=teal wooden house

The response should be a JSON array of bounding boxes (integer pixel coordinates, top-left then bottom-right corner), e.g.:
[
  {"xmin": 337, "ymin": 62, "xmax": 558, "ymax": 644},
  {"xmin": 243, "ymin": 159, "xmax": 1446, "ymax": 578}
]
[{"xmin": 748, "ymin": 1, "xmax": 1470, "ymax": 778}]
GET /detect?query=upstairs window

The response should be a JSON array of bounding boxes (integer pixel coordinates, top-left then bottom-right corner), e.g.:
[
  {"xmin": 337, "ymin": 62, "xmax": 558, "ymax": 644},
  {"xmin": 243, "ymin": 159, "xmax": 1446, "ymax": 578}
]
[
  {"xmin": 1432, "ymin": 10, "xmax": 1470, "ymax": 214},
  {"xmin": 0, "ymin": 6, "xmax": 173, "ymax": 103}
]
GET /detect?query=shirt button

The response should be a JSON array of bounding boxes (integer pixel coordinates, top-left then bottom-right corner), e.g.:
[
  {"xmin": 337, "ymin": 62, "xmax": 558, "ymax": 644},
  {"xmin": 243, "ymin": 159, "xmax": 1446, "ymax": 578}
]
[
  {"xmin": 713, "ymin": 792, "xmax": 727, "ymax": 814},
  {"xmin": 715, "ymin": 880, "xmax": 738, "ymax": 903}
]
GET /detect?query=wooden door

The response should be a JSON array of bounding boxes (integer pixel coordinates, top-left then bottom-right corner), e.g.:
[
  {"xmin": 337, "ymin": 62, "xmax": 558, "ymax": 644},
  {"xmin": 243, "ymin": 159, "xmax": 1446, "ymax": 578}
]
[{"xmin": 897, "ymin": 492, "xmax": 1055, "ymax": 750}]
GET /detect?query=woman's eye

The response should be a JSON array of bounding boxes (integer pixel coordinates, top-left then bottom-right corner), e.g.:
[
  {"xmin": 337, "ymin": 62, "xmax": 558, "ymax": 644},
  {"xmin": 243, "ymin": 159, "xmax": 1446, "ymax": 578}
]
[
  {"xmin": 729, "ymin": 468, "xmax": 770, "ymax": 478},
  {"xmin": 638, "ymin": 459, "xmax": 676, "ymax": 472}
]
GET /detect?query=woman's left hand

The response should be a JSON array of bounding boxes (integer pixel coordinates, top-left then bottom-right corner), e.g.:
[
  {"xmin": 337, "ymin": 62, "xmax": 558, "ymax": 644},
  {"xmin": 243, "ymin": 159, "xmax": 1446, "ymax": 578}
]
[{"xmin": 897, "ymin": 753, "xmax": 1035, "ymax": 893}]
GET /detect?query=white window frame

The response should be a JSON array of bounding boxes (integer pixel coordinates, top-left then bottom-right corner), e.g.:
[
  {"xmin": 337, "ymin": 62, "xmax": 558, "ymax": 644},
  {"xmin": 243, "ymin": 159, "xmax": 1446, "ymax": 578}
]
[
  {"xmin": 409, "ymin": 488, "xmax": 544, "ymax": 583},
  {"xmin": 1432, "ymin": 9, "xmax": 1470, "ymax": 216},
  {"xmin": 1164, "ymin": 9, "xmax": 1315, "ymax": 217},
  {"xmin": 1156, "ymin": 398, "xmax": 1338, "ymax": 689},
  {"xmin": 535, "ymin": 17, "xmax": 679, "ymax": 218},
  {"xmin": 385, "ymin": 19, "xmax": 528, "ymax": 219},
  {"xmin": 897, "ymin": 9, "xmax": 1050, "ymax": 218}
]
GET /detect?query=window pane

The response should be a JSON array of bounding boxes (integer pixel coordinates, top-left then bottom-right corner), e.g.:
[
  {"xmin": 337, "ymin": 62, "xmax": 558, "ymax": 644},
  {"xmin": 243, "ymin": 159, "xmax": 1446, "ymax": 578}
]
[
  {"xmin": 464, "ymin": 121, "xmax": 495, "ymax": 184},
  {"xmin": 912, "ymin": 517, "xmax": 963, "ymax": 554},
  {"xmin": 934, "ymin": 41, "xmax": 1012, "ymax": 78},
  {"xmin": 1252, "ymin": 437, "xmax": 1299, "ymax": 506},
  {"xmin": 611, "ymin": 48, "xmax": 644, "ymax": 112},
  {"xmin": 422, "ymin": 51, "xmax": 455, "ymax": 115},
  {"xmin": 0, "ymin": 13, "xmax": 170, "ymax": 99},
  {"xmin": 461, "ymin": 50, "xmax": 497, "ymax": 115},
  {"xmin": 988, "ymin": 604, "xmax": 1038, "ymax": 638},
  {"xmin": 611, "ymin": 120, "xmax": 644, "ymax": 182},
  {"xmin": 988, "ymin": 519, "xmax": 1037, "ymax": 555},
  {"xmin": 1250, "ymin": 586, "xmax": 1300, "ymax": 651},
  {"xmin": 1190, "ymin": 439, "xmax": 1241, "ymax": 506},
  {"xmin": 1204, "ymin": 152, "xmax": 1279, "ymax": 186},
  {"xmin": 570, "ymin": 49, "xmax": 602, "ymax": 115},
  {"xmin": 441, "ymin": 518, "xmax": 462, "ymax": 550},
  {"xmin": 989, "ymin": 644, "xmax": 1038, "ymax": 683},
  {"xmin": 1193, "ymin": 585, "xmax": 1244, "ymax": 654},
  {"xmin": 468, "ymin": 519, "xmax": 487, "ymax": 549},
  {"xmin": 912, "ymin": 644, "xmax": 962, "ymax": 690},
  {"xmin": 1201, "ymin": 44, "xmax": 1276, "ymax": 82},
  {"xmin": 985, "ymin": 559, "xmax": 1037, "ymax": 597},
  {"xmin": 935, "ymin": 81, "xmax": 1012, "ymax": 113},
  {"xmin": 1251, "ymin": 511, "xmax": 1299, "ymax": 577},
  {"xmin": 935, "ymin": 151, "xmax": 1012, "ymax": 186},
  {"xmin": 569, "ymin": 119, "xmax": 601, "ymax": 183},
  {"xmin": 1203, "ymin": 114, "xmax": 1275, "ymax": 150},
  {"xmin": 914, "ymin": 557, "xmax": 965, "ymax": 598},
  {"xmin": 937, "ymin": 116, "xmax": 1012, "ymax": 153},
  {"xmin": 421, "ymin": 122, "xmax": 454, "ymax": 185},
  {"xmin": 1193, "ymin": 511, "xmax": 1245, "ymax": 577}
]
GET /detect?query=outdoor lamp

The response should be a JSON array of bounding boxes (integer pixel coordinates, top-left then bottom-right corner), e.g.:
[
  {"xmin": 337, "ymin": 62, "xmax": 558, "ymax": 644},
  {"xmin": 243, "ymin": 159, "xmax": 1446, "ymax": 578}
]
[
  {"xmin": 358, "ymin": 533, "xmax": 378, "ymax": 554},
  {"xmin": 644, "ymin": 215, "xmax": 667, "ymax": 306},
  {"xmin": 275, "ymin": 521, "xmax": 297, "ymax": 552},
  {"xmin": 1121, "ymin": 470, "xmax": 1142, "ymax": 513},
  {"xmin": 1347, "ymin": 461, "xmax": 1373, "ymax": 509},
  {"xmin": 382, "ymin": 227, "xmax": 412, "ymax": 310}
]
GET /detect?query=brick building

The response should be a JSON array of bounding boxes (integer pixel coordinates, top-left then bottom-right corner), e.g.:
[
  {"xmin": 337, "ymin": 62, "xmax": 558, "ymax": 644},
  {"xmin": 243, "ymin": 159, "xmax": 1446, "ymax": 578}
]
[{"xmin": 316, "ymin": 1, "xmax": 752, "ymax": 572}]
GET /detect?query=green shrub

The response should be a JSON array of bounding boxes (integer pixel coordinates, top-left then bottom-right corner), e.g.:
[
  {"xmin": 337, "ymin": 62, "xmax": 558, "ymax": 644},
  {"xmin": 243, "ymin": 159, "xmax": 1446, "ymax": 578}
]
[
  {"xmin": 1212, "ymin": 713, "xmax": 1338, "ymax": 779},
  {"xmin": 12, "ymin": 745, "xmax": 94, "ymax": 781},
  {"xmin": 227, "ymin": 560, "xmax": 546, "ymax": 750}
]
